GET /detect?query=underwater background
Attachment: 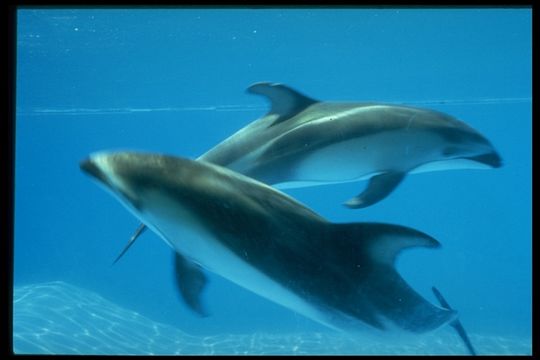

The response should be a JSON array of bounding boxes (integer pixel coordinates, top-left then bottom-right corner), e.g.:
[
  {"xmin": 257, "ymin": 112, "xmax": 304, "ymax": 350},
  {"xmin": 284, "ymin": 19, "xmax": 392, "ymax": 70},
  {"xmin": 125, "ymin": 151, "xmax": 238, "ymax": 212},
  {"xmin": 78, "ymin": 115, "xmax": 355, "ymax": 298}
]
[{"xmin": 14, "ymin": 8, "xmax": 531, "ymax": 355}]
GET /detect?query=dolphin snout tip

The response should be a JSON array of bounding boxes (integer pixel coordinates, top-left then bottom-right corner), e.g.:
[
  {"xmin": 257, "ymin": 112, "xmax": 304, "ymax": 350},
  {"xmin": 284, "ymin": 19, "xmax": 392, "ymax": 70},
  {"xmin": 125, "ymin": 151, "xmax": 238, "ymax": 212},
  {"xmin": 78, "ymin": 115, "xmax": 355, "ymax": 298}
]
[
  {"xmin": 487, "ymin": 150, "xmax": 503, "ymax": 168},
  {"xmin": 80, "ymin": 157, "xmax": 96, "ymax": 174},
  {"xmin": 80, "ymin": 157, "xmax": 109, "ymax": 184},
  {"xmin": 467, "ymin": 151, "xmax": 503, "ymax": 169}
]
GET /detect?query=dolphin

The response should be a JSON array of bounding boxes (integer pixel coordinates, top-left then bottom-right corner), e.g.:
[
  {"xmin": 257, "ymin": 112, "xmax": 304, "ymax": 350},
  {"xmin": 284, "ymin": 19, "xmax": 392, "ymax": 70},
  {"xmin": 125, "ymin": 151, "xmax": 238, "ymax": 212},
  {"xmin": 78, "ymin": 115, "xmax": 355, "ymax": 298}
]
[
  {"xmin": 432, "ymin": 286, "xmax": 477, "ymax": 355},
  {"xmin": 199, "ymin": 82, "xmax": 502, "ymax": 208},
  {"xmin": 118, "ymin": 82, "xmax": 503, "ymax": 259},
  {"xmin": 80, "ymin": 151, "xmax": 456, "ymax": 334}
]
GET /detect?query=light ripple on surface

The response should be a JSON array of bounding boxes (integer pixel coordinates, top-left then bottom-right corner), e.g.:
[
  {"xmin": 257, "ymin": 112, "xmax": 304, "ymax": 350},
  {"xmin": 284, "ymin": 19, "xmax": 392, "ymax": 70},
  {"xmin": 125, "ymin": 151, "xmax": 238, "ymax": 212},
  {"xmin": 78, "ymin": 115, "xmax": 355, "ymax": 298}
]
[{"xmin": 13, "ymin": 281, "xmax": 531, "ymax": 355}]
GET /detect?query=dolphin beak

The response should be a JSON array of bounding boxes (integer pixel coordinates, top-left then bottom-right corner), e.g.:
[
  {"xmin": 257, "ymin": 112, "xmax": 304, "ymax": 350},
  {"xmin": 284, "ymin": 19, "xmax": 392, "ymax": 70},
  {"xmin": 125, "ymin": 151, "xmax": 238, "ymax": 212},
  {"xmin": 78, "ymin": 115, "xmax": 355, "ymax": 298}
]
[
  {"xmin": 80, "ymin": 157, "xmax": 109, "ymax": 184},
  {"xmin": 467, "ymin": 150, "xmax": 503, "ymax": 168},
  {"xmin": 80, "ymin": 155, "xmax": 143, "ymax": 210}
]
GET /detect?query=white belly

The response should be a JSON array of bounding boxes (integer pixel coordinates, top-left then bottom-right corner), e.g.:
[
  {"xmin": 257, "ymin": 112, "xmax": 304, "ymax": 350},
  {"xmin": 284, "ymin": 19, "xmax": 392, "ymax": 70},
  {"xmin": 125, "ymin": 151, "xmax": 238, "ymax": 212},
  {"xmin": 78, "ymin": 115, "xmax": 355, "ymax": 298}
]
[
  {"xmin": 134, "ymin": 191, "xmax": 345, "ymax": 331},
  {"xmin": 292, "ymin": 134, "xmax": 436, "ymax": 182},
  {"xmin": 275, "ymin": 131, "xmax": 488, "ymax": 188}
]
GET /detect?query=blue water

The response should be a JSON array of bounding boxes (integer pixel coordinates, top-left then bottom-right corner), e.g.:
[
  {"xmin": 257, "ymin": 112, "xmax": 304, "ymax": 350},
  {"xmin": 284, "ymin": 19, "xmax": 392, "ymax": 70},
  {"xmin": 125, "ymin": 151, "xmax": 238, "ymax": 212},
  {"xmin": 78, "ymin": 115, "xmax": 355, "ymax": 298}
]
[{"xmin": 14, "ymin": 8, "xmax": 532, "ymax": 355}]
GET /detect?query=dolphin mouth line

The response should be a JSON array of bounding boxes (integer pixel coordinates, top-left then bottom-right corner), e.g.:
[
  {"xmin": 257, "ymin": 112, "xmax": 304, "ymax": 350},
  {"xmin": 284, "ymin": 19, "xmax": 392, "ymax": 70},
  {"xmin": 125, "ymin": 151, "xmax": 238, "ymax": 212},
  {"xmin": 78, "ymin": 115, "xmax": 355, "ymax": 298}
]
[
  {"xmin": 80, "ymin": 157, "xmax": 144, "ymax": 210},
  {"xmin": 466, "ymin": 152, "xmax": 503, "ymax": 168},
  {"xmin": 80, "ymin": 158, "xmax": 104, "ymax": 181}
]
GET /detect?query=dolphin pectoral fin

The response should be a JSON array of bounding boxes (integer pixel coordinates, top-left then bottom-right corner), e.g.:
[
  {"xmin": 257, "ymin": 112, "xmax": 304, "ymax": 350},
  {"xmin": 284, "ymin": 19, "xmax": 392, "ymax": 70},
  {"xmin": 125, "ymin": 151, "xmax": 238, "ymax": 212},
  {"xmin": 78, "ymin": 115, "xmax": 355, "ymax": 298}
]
[
  {"xmin": 112, "ymin": 223, "xmax": 147, "ymax": 265},
  {"xmin": 432, "ymin": 286, "xmax": 477, "ymax": 355},
  {"xmin": 174, "ymin": 252, "xmax": 209, "ymax": 317},
  {"xmin": 344, "ymin": 172, "xmax": 406, "ymax": 209},
  {"xmin": 247, "ymin": 82, "xmax": 318, "ymax": 125}
]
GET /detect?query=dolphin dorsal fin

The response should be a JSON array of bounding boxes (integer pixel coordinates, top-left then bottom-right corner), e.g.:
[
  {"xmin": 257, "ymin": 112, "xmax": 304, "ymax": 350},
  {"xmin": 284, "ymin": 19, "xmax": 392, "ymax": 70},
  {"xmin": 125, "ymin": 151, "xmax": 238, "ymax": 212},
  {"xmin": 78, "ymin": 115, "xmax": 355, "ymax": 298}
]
[
  {"xmin": 247, "ymin": 82, "xmax": 318, "ymax": 125},
  {"xmin": 365, "ymin": 223, "xmax": 440, "ymax": 265},
  {"xmin": 332, "ymin": 222, "xmax": 441, "ymax": 266}
]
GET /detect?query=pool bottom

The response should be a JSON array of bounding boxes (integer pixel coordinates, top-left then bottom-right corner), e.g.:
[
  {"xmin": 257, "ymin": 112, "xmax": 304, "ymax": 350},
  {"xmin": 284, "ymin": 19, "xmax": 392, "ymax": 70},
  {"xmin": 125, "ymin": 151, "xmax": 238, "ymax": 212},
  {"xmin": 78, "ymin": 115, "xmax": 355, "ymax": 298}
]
[{"xmin": 12, "ymin": 281, "xmax": 532, "ymax": 355}]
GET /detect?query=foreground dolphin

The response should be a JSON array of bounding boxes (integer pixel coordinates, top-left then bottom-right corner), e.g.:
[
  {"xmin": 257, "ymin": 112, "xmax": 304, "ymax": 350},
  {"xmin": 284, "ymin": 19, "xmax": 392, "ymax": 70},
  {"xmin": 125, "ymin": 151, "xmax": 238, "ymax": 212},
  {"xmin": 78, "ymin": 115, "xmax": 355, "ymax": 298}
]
[
  {"xmin": 80, "ymin": 151, "xmax": 456, "ymax": 334},
  {"xmin": 199, "ymin": 82, "xmax": 502, "ymax": 208}
]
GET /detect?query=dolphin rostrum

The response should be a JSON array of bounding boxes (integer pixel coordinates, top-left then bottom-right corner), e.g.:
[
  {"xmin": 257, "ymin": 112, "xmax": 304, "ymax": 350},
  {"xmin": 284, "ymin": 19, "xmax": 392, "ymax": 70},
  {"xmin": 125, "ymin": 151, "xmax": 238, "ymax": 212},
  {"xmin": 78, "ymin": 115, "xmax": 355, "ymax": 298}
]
[
  {"xmin": 80, "ymin": 151, "xmax": 456, "ymax": 334},
  {"xmin": 199, "ymin": 82, "xmax": 502, "ymax": 208}
]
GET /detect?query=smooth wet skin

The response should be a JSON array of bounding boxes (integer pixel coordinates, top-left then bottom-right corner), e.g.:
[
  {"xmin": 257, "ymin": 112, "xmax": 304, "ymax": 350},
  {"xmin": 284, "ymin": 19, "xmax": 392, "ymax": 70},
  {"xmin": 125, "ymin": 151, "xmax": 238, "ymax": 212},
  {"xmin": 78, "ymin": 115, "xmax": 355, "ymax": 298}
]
[
  {"xmin": 199, "ymin": 82, "xmax": 502, "ymax": 208},
  {"xmin": 80, "ymin": 151, "xmax": 456, "ymax": 334}
]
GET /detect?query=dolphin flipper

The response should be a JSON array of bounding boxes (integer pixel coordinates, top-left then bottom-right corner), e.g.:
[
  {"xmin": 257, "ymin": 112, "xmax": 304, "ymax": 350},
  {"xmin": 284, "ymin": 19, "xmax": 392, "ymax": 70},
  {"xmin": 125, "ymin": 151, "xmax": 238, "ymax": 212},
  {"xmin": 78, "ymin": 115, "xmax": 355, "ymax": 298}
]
[
  {"xmin": 344, "ymin": 171, "xmax": 406, "ymax": 209},
  {"xmin": 432, "ymin": 286, "xmax": 477, "ymax": 355},
  {"xmin": 112, "ymin": 223, "xmax": 147, "ymax": 265},
  {"xmin": 174, "ymin": 253, "xmax": 209, "ymax": 317},
  {"xmin": 247, "ymin": 82, "xmax": 318, "ymax": 125}
]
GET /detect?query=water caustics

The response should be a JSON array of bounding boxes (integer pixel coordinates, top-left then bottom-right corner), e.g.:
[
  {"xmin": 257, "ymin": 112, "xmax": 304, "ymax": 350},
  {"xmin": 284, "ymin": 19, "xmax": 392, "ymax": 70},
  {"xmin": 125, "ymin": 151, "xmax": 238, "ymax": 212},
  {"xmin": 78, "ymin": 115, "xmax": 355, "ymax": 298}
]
[{"xmin": 13, "ymin": 282, "xmax": 531, "ymax": 355}]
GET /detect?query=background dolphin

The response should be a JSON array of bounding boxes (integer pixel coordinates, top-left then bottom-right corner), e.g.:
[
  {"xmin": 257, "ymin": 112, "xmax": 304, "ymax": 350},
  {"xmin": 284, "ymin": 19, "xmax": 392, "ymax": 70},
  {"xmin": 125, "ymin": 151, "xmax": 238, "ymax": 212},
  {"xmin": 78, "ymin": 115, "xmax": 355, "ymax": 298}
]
[
  {"xmin": 80, "ymin": 151, "xmax": 456, "ymax": 335},
  {"xmin": 199, "ymin": 82, "xmax": 502, "ymax": 208}
]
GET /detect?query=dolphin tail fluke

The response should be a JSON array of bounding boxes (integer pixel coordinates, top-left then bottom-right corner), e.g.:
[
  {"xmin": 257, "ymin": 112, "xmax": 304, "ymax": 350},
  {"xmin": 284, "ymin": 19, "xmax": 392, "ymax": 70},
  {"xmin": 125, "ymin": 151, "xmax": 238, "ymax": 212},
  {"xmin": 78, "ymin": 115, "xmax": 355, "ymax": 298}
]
[
  {"xmin": 343, "ymin": 171, "xmax": 406, "ymax": 209},
  {"xmin": 432, "ymin": 286, "xmax": 477, "ymax": 355},
  {"xmin": 112, "ymin": 223, "xmax": 147, "ymax": 265}
]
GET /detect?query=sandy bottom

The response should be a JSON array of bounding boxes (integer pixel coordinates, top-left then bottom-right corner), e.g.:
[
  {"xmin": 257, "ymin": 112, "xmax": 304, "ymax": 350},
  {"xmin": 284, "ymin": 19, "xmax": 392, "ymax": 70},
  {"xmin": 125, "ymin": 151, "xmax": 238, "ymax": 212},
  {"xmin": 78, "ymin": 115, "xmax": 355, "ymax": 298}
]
[{"xmin": 12, "ymin": 281, "xmax": 531, "ymax": 355}]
